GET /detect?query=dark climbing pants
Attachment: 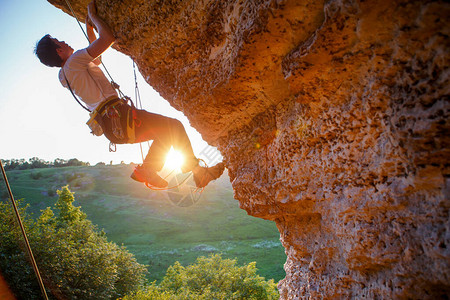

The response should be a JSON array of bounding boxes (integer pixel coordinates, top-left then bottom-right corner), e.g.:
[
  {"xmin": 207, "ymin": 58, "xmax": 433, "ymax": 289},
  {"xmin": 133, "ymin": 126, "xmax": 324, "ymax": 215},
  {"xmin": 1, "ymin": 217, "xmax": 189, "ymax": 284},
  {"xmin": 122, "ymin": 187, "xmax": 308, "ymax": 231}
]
[
  {"xmin": 100, "ymin": 100, "xmax": 197, "ymax": 172},
  {"xmin": 133, "ymin": 109, "xmax": 197, "ymax": 172}
]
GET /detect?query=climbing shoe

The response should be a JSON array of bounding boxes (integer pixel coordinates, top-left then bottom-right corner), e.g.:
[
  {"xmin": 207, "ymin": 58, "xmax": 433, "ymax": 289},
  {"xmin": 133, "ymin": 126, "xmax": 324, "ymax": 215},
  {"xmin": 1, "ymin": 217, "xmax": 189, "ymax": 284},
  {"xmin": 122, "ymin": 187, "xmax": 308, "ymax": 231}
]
[
  {"xmin": 193, "ymin": 162, "xmax": 225, "ymax": 188},
  {"xmin": 130, "ymin": 165, "xmax": 168, "ymax": 188}
]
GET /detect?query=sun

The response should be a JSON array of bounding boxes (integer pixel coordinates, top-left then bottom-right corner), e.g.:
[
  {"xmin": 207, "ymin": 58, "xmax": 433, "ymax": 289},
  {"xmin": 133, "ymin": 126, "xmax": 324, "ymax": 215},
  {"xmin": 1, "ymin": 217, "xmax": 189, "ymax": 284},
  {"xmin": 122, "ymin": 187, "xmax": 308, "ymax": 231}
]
[{"xmin": 164, "ymin": 148, "xmax": 185, "ymax": 171}]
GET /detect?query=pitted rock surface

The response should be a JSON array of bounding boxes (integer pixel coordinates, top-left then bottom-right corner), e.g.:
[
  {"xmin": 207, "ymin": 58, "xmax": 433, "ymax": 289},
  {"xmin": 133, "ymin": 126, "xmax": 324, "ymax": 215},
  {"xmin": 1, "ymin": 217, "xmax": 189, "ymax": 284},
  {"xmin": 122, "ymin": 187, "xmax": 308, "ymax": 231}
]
[{"xmin": 48, "ymin": 0, "xmax": 449, "ymax": 298}]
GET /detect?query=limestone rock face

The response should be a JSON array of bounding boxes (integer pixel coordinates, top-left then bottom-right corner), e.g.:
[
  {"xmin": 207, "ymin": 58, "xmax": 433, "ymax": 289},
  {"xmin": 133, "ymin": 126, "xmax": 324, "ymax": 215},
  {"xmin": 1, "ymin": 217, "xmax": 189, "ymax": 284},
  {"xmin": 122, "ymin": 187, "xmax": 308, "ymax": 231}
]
[{"xmin": 49, "ymin": 0, "xmax": 449, "ymax": 298}]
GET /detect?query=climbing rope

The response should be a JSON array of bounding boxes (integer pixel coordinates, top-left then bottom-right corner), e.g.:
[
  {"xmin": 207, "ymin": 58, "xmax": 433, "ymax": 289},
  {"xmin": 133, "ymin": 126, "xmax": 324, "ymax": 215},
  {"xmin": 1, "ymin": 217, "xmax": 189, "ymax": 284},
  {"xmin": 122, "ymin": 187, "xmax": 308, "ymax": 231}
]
[
  {"xmin": 0, "ymin": 161, "xmax": 49, "ymax": 300},
  {"xmin": 133, "ymin": 60, "xmax": 150, "ymax": 164}
]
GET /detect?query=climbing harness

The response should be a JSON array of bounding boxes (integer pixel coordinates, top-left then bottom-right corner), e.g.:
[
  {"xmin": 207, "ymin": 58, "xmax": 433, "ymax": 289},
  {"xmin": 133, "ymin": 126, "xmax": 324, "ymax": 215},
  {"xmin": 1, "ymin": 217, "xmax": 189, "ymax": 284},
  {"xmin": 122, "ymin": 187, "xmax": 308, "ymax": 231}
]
[
  {"xmin": 86, "ymin": 96, "xmax": 138, "ymax": 143},
  {"xmin": 0, "ymin": 161, "xmax": 49, "ymax": 300}
]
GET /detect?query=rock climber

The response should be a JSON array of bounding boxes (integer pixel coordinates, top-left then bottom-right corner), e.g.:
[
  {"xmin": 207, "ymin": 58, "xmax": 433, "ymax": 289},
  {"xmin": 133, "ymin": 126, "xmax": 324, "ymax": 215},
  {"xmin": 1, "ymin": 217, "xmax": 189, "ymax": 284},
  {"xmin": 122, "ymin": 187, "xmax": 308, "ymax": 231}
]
[{"xmin": 34, "ymin": 0, "xmax": 224, "ymax": 189}]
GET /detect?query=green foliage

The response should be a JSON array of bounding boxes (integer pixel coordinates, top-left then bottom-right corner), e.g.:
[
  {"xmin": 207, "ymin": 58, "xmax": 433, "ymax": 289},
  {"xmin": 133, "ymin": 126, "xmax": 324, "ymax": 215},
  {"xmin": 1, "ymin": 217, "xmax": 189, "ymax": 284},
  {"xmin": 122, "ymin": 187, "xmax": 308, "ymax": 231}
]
[
  {"xmin": 0, "ymin": 200, "xmax": 41, "ymax": 298},
  {"xmin": 5, "ymin": 165, "xmax": 286, "ymax": 283},
  {"xmin": 0, "ymin": 186, "xmax": 147, "ymax": 299},
  {"xmin": 124, "ymin": 254, "xmax": 279, "ymax": 300},
  {"xmin": 54, "ymin": 186, "xmax": 86, "ymax": 225}
]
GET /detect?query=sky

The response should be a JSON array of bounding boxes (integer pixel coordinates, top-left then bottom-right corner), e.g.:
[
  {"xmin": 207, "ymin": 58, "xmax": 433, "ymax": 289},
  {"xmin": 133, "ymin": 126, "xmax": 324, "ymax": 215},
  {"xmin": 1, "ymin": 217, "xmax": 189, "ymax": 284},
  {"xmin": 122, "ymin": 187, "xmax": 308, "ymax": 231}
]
[{"xmin": 0, "ymin": 0, "xmax": 215, "ymax": 166}]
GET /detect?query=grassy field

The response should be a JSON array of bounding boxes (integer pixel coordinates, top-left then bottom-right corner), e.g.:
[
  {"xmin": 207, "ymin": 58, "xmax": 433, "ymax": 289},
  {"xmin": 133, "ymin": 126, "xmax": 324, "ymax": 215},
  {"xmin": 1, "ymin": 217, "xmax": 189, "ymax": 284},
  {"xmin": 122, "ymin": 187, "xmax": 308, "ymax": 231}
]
[{"xmin": 1, "ymin": 164, "xmax": 286, "ymax": 283}]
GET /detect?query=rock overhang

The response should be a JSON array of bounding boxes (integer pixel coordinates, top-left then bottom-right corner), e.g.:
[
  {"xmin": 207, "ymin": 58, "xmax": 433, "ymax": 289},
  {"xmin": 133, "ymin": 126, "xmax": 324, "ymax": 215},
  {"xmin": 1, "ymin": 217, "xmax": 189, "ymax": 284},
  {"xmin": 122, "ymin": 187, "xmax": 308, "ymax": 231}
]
[{"xmin": 47, "ymin": 0, "xmax": 450, "ymax": 298}]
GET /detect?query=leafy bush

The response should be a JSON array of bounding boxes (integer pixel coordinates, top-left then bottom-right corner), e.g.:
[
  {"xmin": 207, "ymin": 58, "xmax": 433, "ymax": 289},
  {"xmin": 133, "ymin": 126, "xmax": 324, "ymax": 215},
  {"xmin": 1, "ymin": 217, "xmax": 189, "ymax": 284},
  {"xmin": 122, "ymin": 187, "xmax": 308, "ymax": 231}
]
[
  {"xmin": 0, "ymin": 186, "xmax": 147, "ymax": 299},
  {"xmin": 124, "ymin": 254, "xmax": 279, "ymax": 300},
  {"xmin": 0, "ymin": 200, "xmax": 39, "ymax": 297}
]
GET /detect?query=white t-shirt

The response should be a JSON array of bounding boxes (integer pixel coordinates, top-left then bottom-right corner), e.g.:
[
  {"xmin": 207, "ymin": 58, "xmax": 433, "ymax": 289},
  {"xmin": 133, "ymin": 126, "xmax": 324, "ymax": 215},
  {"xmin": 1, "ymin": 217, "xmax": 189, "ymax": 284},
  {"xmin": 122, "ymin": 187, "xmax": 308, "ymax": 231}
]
[{"xmin": 59, "ymin": 49, "xmax": 118, "ymax": 111}]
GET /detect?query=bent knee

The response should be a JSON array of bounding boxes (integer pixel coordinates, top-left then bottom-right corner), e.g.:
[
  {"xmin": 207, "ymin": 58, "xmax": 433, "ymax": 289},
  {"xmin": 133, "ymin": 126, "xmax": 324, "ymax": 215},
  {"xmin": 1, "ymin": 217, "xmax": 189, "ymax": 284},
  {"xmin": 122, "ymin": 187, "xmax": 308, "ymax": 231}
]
[{"xmin": 168, "ymin": 118, "xmax": 184, "ymax": 131}]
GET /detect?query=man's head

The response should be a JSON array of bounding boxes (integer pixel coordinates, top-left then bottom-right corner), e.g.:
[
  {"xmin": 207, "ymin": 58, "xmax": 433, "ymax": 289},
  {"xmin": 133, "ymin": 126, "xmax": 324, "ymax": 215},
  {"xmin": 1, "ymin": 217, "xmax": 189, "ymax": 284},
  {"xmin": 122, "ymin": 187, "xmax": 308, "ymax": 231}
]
[{"xmin": 34, "ymin": 34, "xmax": 73, "ymax": 67}]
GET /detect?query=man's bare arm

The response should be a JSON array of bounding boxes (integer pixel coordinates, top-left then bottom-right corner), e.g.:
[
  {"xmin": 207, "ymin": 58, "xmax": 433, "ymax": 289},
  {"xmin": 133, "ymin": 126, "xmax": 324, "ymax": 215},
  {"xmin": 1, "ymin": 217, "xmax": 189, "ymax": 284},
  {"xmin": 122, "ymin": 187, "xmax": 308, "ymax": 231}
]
[
  {"xmin": 86, "ymin": 0, "xmax": 115, "ymax": 60},
  {"xmin": 86, "ymin": 17, "xmax": 102, "ymax": 65}
]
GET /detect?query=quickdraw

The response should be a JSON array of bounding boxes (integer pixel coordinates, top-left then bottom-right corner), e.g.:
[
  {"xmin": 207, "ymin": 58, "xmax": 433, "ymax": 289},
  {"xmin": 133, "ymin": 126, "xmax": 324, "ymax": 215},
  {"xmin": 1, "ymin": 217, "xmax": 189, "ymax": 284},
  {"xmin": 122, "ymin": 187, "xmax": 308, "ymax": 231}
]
[{"xmin": 108, "ymin": 105, "xmax": 125, "ymax": 141}]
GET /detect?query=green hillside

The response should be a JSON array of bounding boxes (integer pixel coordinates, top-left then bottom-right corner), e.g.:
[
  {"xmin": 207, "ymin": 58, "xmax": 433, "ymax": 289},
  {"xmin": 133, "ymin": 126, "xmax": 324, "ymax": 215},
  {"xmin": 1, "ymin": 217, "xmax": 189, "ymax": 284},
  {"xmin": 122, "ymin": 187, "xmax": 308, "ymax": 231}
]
[{"xmin": 1, "ymin": 164, "xmax": 286, "ymax": 283}]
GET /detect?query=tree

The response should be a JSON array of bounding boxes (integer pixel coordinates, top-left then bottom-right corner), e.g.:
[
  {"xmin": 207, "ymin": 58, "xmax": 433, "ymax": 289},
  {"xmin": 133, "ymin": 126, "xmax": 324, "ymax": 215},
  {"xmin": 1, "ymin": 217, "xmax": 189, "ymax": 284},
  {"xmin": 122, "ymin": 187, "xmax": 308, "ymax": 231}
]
[
  {"xmin": 67, "ymin": 158, "xmax": 84, "ymax": 167},
  {"xmin": 1, "ymin": 157, "xmax": 90, "ymax": 170},
  {"xmin": 0, "ymin": 186, "xmax": 147, "ymax": 299},
  {"xmin": 29, "ymin": 157, "xmax": 49, "ymax": 169},
  {"xmin": 124, "ymin": 254, "xmax": 279, "ymax": 300},
  {"xmin": 0, "ymin": 200, "xmax": 41, "ymax": 298},
  {"xmin": 53, "ymin": 158, "xmax": 67, "ymax": 168}
]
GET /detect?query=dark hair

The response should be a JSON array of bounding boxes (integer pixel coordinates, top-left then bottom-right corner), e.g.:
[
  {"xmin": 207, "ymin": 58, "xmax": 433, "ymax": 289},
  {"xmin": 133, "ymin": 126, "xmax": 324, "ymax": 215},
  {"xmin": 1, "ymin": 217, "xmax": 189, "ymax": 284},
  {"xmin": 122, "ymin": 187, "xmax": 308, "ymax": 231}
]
[{"xmin": 34, "ymin": 34, "xmax": 62, "ymax": 67}]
